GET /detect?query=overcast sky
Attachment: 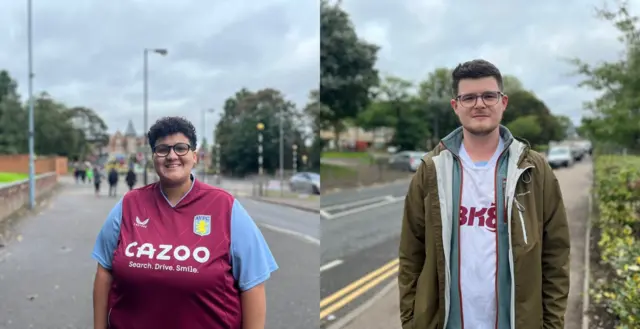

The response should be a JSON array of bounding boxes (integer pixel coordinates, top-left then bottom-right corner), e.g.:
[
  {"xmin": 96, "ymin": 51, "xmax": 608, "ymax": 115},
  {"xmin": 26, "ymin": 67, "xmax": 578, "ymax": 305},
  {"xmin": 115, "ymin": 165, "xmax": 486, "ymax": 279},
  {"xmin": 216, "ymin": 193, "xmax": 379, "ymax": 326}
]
[
  {"xmin": 341, "ymin": 0, "xmax": 634, "ymax": 125},
  {"xmin": 1, "ymin": 0, "xmax": 318, "ymax": 137}
]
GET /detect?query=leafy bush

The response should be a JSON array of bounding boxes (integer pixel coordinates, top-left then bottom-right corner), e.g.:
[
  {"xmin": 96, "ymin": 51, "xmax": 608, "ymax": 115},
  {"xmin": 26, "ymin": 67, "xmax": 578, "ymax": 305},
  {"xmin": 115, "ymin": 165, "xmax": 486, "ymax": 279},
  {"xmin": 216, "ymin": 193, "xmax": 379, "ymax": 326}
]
[{"xmin": 592, "ymin": 155, "xmax": 640, "ymax": 328}]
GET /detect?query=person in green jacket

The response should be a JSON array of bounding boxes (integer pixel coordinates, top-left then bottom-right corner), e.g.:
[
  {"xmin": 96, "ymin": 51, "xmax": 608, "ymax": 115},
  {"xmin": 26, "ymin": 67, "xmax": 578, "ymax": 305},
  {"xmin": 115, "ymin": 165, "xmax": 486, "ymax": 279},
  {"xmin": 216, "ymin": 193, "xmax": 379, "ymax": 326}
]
[
  {"xmin": 398, "ymin": 59, "xmax": 570, "ymax": 329},
  {"xmin": 86, "ymin": 165, "xmax": 94, "ymax": 183}
]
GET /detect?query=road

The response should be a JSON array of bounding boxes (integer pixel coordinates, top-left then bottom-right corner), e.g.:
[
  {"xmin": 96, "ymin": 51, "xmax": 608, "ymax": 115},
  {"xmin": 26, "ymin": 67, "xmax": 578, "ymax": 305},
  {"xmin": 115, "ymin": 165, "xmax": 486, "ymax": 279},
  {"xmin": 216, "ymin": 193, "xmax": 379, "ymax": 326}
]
[
  {"xmin": 320, "ymin": 180, "xmax": 409, "ymax": 209},
  {"xmin": 320, "ymin": 157, "xmax": 592, "ymax": 329},
  {"xmin": 0, "ymin": 178, "xmax": 319, "ymax": 329}
]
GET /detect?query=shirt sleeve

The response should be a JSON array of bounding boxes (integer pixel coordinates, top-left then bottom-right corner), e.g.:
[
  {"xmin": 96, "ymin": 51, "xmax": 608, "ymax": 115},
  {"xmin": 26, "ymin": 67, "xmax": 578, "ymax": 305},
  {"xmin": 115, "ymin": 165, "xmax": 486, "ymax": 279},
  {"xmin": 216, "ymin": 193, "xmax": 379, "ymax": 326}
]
[
  {"xmin": 230, "ymin": 199, "xmax": 279, "ymax": 291},
  {"xmin": 91, "ymin": 199, "xmax": 123, "ymax": 270}
]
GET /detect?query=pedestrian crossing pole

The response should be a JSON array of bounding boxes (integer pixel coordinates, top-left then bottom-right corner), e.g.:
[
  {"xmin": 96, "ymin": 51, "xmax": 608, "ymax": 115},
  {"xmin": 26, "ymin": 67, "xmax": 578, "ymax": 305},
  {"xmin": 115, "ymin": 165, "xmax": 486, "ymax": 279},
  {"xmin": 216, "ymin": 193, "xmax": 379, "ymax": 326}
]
[
  {"xmin": 292, "ymin": 144, "xmax": 298, "ymax": 174},
  {"xmin": 256, "ymin": 122, "xmax": 264, "ymax": 176}
]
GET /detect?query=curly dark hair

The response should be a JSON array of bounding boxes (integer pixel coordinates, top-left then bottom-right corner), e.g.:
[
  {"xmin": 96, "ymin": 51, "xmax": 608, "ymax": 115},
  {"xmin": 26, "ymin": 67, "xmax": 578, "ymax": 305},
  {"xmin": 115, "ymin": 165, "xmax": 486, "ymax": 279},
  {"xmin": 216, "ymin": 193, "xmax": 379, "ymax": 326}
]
[
  {"xmin": 147, "ymin": 116, "xmax": 198, "ymax": 150},
  {"xmin": 451, "ymin": 59, "xmax": 503, "ymax": 96}
]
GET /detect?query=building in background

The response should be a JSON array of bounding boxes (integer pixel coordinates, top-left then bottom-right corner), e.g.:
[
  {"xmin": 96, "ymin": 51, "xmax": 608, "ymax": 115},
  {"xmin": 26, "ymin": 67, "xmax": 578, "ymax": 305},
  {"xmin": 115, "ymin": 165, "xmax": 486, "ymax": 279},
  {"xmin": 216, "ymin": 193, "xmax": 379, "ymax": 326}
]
[
  {"xmin": 104, "ymin": 120, "xmax": 146, "ymax": 172},
  {"xmin": 320, "ymin": 125, "xmax": 394, "ymax": 151}
]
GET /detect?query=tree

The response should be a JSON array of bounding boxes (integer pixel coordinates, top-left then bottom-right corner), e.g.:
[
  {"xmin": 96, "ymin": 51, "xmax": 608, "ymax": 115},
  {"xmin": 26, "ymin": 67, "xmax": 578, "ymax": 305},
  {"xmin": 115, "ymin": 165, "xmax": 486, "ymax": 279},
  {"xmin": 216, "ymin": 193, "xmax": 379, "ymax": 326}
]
[
  {"xmin": 503, "ymin": 90, "xmax": 563, "ymax": 146},
  {"xmin": 0, "ymin": 70, "xmax": 109, "ymax": 159},
  {"xmin": 66, "ymin": 106, "xmax": 110, "ymax": 147},
  {"xmin": 214, "ymin": 88, "xmax": 306, "ymax": 177},
  {"xmin": 553, "ymin": 115, "xmax": 573, "ymax": 139},
  {"xmin": 376, "ymin": 76, "xmax": 425, "ymax": 150},
  {"xmin": 502, "ymin": 75, "xmax": 525, "ymax": 95},
  {"xmin": 356, "ymin": 101, "xmax": 396, "ymax": 131},
  {"xmin": 320, "ymin": 0, "xmax": 379, "ymax": 147},
  {"xmin": 569, "ymin": 2, "xmax": 640, "ymax": 149},
  {"xmin": 506, "ymin": 115, "xmax": 542, "ymax": 143},
  {"xmin": 303, "ymin": 89, "xmax": 327, "ymax": 170},
  {"xmin": 418, "ymin": 68, "xmax": 455, "ymax": 143}
]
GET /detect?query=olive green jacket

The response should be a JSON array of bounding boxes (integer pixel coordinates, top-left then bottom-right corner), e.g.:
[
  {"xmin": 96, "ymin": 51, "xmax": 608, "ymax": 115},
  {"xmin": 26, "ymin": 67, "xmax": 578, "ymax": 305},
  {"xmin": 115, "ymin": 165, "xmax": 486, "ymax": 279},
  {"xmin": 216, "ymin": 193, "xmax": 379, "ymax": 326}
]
[{"xmin": 398, "ymin": 126, "xmax": 570, "ymax": 329}]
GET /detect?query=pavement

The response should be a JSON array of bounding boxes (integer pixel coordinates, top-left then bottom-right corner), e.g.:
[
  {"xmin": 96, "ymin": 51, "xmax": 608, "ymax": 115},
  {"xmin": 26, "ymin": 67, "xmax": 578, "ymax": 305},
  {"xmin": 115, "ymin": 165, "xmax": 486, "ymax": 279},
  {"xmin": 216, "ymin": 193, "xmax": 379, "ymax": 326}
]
[
  {"xmin": 321, "ymin": 157, "xmax": 593, "ymax": 329},
  {"xmin": 0, "ymin": 176, "xmax": 319, "ymax": 329}
]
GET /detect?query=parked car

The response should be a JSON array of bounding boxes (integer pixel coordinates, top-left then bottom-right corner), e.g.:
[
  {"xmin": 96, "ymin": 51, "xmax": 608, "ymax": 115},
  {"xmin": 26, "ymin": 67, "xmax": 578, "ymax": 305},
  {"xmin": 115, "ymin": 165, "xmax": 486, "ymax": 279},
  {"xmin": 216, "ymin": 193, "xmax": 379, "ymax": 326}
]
[
  {"xmin": 388, "ymin": 151, "xmax": 426, "ymax": 172},
  {"xmin": 289, "ymin": 172, "xmax": 320, "ymax": 195},
  {"xmin": 547, "ymin": 146, "xmax": 574, "ymax": 168}
]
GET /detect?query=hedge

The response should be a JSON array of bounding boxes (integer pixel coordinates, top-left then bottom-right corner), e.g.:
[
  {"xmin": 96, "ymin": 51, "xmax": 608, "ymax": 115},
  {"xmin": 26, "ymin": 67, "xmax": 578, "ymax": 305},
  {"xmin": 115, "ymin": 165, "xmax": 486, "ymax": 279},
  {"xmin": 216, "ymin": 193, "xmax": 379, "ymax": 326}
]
[{"xmin": 592, "ymin": 155, "xmax": 640, "ymax": 328}]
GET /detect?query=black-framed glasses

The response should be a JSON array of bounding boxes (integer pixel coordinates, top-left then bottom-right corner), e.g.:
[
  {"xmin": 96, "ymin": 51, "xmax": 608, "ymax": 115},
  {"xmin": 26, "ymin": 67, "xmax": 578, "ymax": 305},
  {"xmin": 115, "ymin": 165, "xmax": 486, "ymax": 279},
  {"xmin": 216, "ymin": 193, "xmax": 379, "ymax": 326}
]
[
  {"xmin": 456, "ymin": 91, "xmax": 504, "ymax": 108},
  {"xmin": 153, "ymin": 143, "xmax": 193, "ymax": 157}
]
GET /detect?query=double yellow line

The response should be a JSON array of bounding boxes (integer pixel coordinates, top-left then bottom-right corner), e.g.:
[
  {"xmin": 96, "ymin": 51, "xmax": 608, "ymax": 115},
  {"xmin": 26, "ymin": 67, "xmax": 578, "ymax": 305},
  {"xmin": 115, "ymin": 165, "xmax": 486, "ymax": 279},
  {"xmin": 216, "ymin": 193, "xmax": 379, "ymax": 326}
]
[{"xmin": 319, "ymin": 258, "xmax": 399, "ymax": 319}]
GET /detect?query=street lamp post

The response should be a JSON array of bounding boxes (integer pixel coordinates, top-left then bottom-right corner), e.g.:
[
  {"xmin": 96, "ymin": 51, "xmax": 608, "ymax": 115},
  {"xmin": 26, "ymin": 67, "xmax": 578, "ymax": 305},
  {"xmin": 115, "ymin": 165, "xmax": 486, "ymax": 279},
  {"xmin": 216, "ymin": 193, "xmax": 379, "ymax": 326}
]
[
  {"xmin": 26, "ymin": 0, "xmax": 36, "ymax": 209},
  {"xmin": 257, "ymin": 122, "xmax": 265, "ymax": 196},
  {"xmin": 200, "ymin": 108, "xmax": 214, "ymax": 183},
  {"xmin": 215, "ymin": 143, "xmax": 221, "ymax": 185},
  {"xmin": 279, "ymin": 110, "xmax": 284, "ymax": 197},
  {"xmin": 142, "ymin": 48, "xmax": 168, "ymax": 186},
  {"xmin": 292, "ymin": 144, "xmax": 298, "ymax": 174}
]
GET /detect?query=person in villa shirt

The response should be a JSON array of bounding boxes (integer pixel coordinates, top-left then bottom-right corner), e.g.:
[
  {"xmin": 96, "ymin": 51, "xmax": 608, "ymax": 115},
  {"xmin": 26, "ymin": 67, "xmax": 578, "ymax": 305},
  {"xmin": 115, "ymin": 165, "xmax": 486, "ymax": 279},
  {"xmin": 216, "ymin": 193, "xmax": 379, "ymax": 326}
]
[
  {"xmin": 91, "ymin": 116, "xmax": 278, "ymax": 329},
  {"xmin": 398, "ymin": 59, "xmax": 570, "ymax": 329}
]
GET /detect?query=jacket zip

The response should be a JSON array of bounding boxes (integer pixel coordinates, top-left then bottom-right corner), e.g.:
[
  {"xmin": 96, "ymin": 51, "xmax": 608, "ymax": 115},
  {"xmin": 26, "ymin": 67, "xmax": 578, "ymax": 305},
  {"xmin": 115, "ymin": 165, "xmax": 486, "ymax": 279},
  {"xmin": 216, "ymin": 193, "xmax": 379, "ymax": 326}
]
[
  {"xmin": 513, "ymin": 199, "xmax": 528, "ymax": 245},
  {"xmin": 440, "ymin": 143, "xmax": 466, "ymax": 329},
  {"xmin": 492, "ymin": 147, "xmax": 509, "ymax": 329},
  {"xmin": 107, "ymin": 307, "xmax": 112, "ymax": 328}
]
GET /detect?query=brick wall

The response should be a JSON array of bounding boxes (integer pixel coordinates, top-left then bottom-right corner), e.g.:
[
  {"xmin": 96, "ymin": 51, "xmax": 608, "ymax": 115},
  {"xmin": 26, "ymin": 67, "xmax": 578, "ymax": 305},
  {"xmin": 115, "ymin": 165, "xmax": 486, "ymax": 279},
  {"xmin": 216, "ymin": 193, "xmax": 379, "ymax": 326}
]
[
  {"xmin": 0, "ymin": 155, "xmax": 68, "ymax": 175},
  {"xmin": 0, "ymin": 173, "xmax": 59, "ymax": 221}
]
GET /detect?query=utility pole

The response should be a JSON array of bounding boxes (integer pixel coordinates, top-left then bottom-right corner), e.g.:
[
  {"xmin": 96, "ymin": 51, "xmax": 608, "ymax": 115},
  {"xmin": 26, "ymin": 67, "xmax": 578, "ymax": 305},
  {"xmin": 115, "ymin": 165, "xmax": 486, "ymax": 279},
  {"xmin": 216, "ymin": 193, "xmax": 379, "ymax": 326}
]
[
  {"xmin": 279, "ymin": 109, "xmax": 284, "ymax": 197},
  {"xmin": 27, "ymin": 0, "xmax": 36, "ymax": 209},
  {"xmin": 142, "ymin": 48, "xmax": 168, "ymax": 185},
  {"xmin": 142, "ymin": 50, "xmax": 148, "ymax": 185}
]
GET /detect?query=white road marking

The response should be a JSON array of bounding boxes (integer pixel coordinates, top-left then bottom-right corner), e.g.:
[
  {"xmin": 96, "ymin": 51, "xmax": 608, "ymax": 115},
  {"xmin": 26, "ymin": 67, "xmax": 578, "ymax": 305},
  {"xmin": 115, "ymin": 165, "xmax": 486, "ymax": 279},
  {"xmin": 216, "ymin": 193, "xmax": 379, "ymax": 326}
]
[
  {"xmin": 320, "ymin": 210, "xmax": 334, "ymax": 220},
  {"xmin": 258, "ymin": 223, "xmax": 320, "ymax": 245},
  {"xmin": 320, "ymin": 259, "xmax": 343, "ymax": 272},
  {"xmin": 322, "ymin": 196, "xmax": 391, "ymax": 212},
  {"xmin": 323, "ymin": 196, "xmax": 406, "ymax": 220}
]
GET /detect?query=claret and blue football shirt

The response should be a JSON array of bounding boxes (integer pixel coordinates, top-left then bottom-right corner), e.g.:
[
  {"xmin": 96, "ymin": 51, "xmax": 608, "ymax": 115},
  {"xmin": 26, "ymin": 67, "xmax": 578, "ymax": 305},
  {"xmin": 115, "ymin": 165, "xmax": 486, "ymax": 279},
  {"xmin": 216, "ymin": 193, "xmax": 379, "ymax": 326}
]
[{"xmin": 91, "ymin": 176, "xmax": 278, "ymax": 329}]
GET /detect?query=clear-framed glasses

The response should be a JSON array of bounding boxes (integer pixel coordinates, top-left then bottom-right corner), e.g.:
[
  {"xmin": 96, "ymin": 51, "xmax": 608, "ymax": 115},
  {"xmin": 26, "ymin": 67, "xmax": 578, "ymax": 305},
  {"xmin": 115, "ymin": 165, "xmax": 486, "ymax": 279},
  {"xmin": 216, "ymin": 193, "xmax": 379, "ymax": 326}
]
[
  {"xmin": 153, "ymin": 143, "xmax": 192, "ymax": 157},
  {"xmin": 456, "ymin": 91, "xmax": 504, "ymax": 108}
]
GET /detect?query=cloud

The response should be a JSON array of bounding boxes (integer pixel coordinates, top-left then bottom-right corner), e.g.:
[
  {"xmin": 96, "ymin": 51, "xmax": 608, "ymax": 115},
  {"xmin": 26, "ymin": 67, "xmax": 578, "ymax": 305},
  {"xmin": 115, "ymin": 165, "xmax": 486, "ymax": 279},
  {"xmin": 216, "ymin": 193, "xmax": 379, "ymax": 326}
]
[
  {"xmin": 0, "ymin": 0, "xmax": 319, "ymax": 136},
  {"xmin": 341, "ymin": 0, "xmax": 636, "ymax": 124}
]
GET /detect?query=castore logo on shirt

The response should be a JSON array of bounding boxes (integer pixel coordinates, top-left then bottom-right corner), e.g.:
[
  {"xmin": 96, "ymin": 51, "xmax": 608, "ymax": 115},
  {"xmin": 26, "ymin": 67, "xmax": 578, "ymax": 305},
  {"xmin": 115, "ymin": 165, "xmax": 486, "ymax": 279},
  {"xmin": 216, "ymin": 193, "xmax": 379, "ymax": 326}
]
[{"xmin": 135, "ymin": 216, "xmax": 149, "ymax": 228}]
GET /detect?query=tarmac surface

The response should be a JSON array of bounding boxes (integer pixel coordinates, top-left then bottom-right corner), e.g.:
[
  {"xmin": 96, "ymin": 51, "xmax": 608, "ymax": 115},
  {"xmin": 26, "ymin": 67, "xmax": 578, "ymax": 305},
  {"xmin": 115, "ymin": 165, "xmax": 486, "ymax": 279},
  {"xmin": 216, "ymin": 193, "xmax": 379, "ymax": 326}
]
[{"xmin": 0, "ymin": 177, "xmax": 319, "ymax": 329}]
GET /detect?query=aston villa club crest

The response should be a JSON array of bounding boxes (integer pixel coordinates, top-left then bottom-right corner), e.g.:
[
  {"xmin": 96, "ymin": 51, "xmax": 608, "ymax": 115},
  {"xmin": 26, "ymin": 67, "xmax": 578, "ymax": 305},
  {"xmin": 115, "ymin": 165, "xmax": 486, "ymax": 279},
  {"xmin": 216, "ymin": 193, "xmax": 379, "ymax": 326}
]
[{"xmin": 193, "ymin": 215, "xmax": 212, "ymax": 236}]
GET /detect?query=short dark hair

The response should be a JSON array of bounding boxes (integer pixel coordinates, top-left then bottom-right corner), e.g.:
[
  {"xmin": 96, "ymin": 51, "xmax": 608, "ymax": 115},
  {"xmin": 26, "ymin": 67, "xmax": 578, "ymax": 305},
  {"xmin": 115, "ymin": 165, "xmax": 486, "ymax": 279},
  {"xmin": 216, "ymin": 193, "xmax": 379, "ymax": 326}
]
[
  {"xmin": 451, "ymin": 59, "xmax": 503, "ymax": 96},
  {"xmin": 147, "ymin": 116, "xmax": 197, "ymax": 150}
]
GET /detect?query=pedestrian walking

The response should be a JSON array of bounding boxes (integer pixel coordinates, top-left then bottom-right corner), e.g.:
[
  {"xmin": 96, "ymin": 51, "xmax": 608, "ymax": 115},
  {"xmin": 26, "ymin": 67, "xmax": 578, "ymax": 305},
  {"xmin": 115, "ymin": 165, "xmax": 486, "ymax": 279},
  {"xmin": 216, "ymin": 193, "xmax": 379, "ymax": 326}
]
[
  {"xmin": 79, "ymin": 161, "xmax": 87, "ymax": 183},
  {"xmin": 107, "ymin": 167, "xmax": 119, "ymax": 197},
  {"xmin": 398, "ymin": 59, "xmax": 570, "ymax": 329},
  {"xmin": 125, "ymin": 167, "xmax": 137, "ymax": 191},
  {"xmin": 91, "ymin": 116, "xmax": 278, "ymax": 329},
  {"xmin": 86, "ymin": 165, "xmax": 94, "ymax": 184},
  {"xmin": 73, "ymin": 161, "xmax": 81, "ymax": 183},
  {"xmin": 93, "ymin": 165, "xmax": 103, "ymax": 196}
]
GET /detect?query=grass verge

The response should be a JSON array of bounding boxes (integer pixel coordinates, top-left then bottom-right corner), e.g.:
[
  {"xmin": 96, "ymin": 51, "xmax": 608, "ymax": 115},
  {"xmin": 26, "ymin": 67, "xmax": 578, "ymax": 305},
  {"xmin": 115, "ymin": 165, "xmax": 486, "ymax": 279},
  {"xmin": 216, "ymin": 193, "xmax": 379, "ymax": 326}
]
[{"xmin": 0, "ymin": 172, "xmax": 28, "ymax": 183}]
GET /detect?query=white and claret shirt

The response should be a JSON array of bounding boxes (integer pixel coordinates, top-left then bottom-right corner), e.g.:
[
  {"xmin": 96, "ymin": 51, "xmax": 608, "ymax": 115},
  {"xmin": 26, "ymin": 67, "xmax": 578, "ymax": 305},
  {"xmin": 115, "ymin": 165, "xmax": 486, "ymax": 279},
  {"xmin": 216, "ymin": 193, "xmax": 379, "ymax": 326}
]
[{"xmin": 457, "ymin": 138, "xmax": 504, "ymax": 329}]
